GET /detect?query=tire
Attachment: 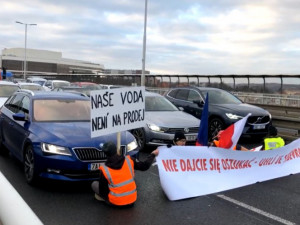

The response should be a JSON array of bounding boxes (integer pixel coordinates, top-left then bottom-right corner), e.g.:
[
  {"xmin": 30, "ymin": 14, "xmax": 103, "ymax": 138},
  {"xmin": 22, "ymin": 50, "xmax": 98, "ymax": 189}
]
[
  {"xmin": 130, "ymin": 128, "xmax": 146, "ymax": 151},
  {"xmin": 209, "ymin": 118, "xmax": 225, "ymax": 141},
  {"xmin": 24, "ymin": 145, "xmax": 38, "ymax": 185}
]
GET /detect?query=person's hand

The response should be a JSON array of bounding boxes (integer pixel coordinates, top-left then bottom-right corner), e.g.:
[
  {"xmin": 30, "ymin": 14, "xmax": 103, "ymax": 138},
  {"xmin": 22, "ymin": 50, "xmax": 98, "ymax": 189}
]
[{"xmin": 151, "ymin": 149, "xmax": 159, "ymax": 156}]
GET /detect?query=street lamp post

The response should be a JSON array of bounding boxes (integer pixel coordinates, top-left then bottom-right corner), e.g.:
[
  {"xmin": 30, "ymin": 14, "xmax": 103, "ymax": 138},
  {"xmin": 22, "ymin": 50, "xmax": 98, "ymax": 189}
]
[
  {"xmin": 141, "ymin": 0, "xmax": 148, "ymax": 86},
  {"xmin": 16, "ymin": 21, "xmax": 37, "ymax": 80}
]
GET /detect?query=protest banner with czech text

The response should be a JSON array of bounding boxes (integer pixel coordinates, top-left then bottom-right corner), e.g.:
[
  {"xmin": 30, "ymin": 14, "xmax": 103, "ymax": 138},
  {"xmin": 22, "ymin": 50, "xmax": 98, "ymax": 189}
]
[{"xmin": 90, "ymin": 87, "xmax": 145, "ymax": 137}]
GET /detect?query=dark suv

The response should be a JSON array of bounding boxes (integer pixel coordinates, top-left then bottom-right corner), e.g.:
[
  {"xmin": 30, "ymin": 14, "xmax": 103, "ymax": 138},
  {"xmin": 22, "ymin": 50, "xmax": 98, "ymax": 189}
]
[{"xmin": 165, "ymin": 86, "xmax": 272, "ymax": 140}]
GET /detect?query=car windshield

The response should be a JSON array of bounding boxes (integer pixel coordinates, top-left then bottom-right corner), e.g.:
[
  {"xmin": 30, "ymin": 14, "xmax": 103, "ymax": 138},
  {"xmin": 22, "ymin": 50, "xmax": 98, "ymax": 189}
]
[
  {"xmin": 53, "ymin": 81, "xmax": 70, "ymax": 88},
  {"xmin": 145, "ymin": 96, "xmax": 179, "ymax": 111},
  {"xmin": 0, "ymin": 85, "xmax": 19, "ymax": 97},
  {"xmin": 33, "ymin": 99, "xmax": 90, "ymax": 122},
  {"xmin": 203, "ymin": 89, "xmax": 242, "ymax": 104},
  {"xmin": 33, "ymin": 80, "xmax": 46, "ymax": 86}
]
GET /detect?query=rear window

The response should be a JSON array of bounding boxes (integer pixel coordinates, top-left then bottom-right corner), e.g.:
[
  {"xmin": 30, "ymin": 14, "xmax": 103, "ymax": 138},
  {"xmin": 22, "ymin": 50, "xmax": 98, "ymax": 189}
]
[
  {"xmin": 0, "ymin": 85, "xmax": 20, "ymax": 97},
  {"xmin": 53, "ymin": 81, "xmax": 70, "ymax": 88},
  {"xmin": 20, "ymin": 85, "xmax": 44, "ymax": 91}
]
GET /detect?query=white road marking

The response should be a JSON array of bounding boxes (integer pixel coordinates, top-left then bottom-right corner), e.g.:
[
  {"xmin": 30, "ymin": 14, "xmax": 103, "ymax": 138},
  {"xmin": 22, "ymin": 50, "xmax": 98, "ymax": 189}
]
[{"xmin": 217, "ymin": 194, "xmax": 296, "ymax": 225}]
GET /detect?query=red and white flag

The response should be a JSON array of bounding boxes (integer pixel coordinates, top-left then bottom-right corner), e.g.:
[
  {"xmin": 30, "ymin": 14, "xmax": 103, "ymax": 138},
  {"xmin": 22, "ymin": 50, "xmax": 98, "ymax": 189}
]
[
  {"xmin": 250, "ymin": 145, "xmax": 263, "ymax": 151},
  {"xmin": 218, "ymin": 113, "xmax": 251, "ymax": 150}
]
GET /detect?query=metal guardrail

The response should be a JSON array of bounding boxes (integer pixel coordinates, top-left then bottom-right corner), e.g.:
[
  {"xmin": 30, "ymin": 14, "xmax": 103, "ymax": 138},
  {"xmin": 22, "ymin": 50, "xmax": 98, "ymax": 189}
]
[
  {"xmin": 0, "ymin": 172, "xmax": 43, "ymax": 225},
  {"xmin": 234, "ymin": 93, "xmax": 300, "ymax": 108}
]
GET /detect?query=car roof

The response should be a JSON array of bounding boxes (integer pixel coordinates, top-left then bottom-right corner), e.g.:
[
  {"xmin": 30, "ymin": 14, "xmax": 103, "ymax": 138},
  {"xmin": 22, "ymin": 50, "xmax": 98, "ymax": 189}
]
[
  {"xmin": 21, "ymin": 91, "xmax": 89, "ymax": 100},
  {"xmin": 27, "ymin": 77, "xmax": 47, "ymax": 81},
  {"xmin": 47, "ymin": 80, "xmax": 70, "ymax": 83},
  {"xmin": 145, "ymin": 91, "xmax": 163, "ymax": 97},
  {"xmin": 0, "ymin": 81, "xmax": 19, "ymax": 86},
  {"xmin": 171, "ymin": 86, "xmax": 224, "ymax": 91},
  {"xmin": 72, "ymin": 82, "xmax": 98, "ymax": 85},
  {"xmin": 18, "ymin": 82, "xmax": 42, "ymax": 86}
]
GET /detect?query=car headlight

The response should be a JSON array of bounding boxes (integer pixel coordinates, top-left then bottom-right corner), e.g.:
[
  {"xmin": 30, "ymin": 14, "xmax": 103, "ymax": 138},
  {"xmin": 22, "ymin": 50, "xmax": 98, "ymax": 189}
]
[
  {"xmin": 225, "ymin": 113, "xmax": 244, "ymax": 120},
  {"xmin": 147, "ymin": 123, "xmax": 168, "ymax": 132},
  {"xmin": 41, "ymin": 143, "xmax": 72, "ymax": 156},
  {"xmin": 127, "ymin": 140, "xmax": 138, "ymax": 152}
]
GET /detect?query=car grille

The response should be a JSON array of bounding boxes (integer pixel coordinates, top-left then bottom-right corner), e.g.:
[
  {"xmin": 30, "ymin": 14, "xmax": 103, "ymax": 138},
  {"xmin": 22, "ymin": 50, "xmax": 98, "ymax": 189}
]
[
  {"xmin": 247, "ymin": 115, "xmax": 271, "ymax": 124},
  {"xmin": 73, "ymin": 146, "xmax": 126, "ymax": 161},
  {"xmin": 167, "ymin": 127, "xmax": 199, "ymax": 134}
]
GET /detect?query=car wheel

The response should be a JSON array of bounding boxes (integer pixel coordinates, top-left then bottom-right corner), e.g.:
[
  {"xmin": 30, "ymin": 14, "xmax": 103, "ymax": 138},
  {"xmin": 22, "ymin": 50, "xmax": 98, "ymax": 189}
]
[
  {"xmin": 131, "ymin": 128, "xmax": 146, "ymax": 151},
  {"xmin": 24, "ymin": 145, "xmax": 37, "ymax": 185},
  {"xmin": 209, "ymin": 118, "xmax": 225, "ymax": 141}
]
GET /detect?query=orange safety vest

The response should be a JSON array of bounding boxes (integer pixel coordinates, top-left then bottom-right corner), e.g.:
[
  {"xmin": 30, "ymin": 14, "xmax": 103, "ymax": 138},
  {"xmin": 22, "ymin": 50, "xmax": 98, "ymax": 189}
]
[
  {"xmin": 99, "ymin": 156, "xmax": 137, "ymax": 206},
  {"xmin": 213, "ymin": 140, "xmax": 237, "ymax": 150}
]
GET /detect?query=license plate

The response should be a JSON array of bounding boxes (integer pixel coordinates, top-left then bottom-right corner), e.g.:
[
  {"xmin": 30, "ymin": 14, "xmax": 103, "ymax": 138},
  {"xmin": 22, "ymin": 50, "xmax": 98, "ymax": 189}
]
[
  {"xmin": 253, "ymin": 124, "xmax": 265, "ymax": 130},
  {"xmin": 185, "ymin": 135, "xmax": 197, "ymax": 141},
  {"xmin": 88, "ymin": 163, "xmax": 103, "ymax": 171}
]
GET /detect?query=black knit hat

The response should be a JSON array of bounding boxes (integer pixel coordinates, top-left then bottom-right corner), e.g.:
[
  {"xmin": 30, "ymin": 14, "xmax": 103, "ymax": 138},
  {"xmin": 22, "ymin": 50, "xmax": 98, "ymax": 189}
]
[
  {"xmin": 268, "ymin": 125, "xmax": 278, "ymax": 136},
  {"xmin": 101, "ymin": 142, "xmax": 117, "ymax": 157},
  {"xmin": 174, "ymin": 131, "xmax": 186, "ymax": 142}
]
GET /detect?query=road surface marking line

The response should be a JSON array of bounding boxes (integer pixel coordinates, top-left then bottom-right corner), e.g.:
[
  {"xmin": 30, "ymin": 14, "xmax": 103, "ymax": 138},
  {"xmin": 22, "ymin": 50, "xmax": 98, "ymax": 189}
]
[{"xmin": 217, "ymin": 194, "xmax": 295, "ymax": 225}]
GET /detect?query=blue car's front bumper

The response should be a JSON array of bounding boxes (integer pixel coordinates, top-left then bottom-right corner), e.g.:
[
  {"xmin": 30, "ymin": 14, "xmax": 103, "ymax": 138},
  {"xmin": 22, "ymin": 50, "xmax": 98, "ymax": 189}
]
[{"xmin": 33, "ymin": 145, "xmax": 140, "ymax": 181}]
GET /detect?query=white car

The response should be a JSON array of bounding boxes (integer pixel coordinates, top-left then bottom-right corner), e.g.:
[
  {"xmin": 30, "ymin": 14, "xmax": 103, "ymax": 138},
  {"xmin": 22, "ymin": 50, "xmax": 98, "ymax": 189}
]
[
  {"xmin": 0, "ymin": 81, "xmax": 20, "ymax": 107},
  {"xmin": 18, "ymin": 82, "xmax": 46, "ymax": 91},
  {"xmin": 26, "ymin": 77, "xmax": 47, "ymax": 86},
  {"xmin": 43, "ymin": 80, "xmax": 71, "ymax": 91}
]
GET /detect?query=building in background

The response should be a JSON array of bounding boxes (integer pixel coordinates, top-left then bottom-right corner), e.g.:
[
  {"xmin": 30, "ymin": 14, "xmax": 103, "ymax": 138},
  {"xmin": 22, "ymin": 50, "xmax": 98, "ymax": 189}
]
[
  {"xmin": 0, "ymin": 48, "xmax": 105, "ymax": 76},
  {"xmin": 103, "ymin": 69, "xmax": 150, "ymax": 75},
  {"xmin": 0, "ymin": 48, "xmax": 150, "ymax": 77}
]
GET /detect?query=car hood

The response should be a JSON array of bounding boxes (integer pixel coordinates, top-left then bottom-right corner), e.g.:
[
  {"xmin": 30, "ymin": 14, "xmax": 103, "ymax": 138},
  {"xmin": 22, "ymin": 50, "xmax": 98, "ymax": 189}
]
[
  {"xmin": 30, "ymin": 122, "xmax": 134, "ymax": 147},
  {"xmin": 212, "ymin": 103, "xmax": 269, "ymax": 116},
  {"xmin": 145, "ymin": 111, "xmax": 200, "ymax": 127}
]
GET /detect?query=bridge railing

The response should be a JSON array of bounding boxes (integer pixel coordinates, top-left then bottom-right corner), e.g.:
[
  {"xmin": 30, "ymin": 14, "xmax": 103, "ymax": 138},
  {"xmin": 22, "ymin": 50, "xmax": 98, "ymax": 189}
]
[
  {"xmin": 26, "ymin": 73, "xmax": 300, "ymax": 107},
  {"xmin": 233, "ymin": 92, "xmax": 300, "ymax": 108}
]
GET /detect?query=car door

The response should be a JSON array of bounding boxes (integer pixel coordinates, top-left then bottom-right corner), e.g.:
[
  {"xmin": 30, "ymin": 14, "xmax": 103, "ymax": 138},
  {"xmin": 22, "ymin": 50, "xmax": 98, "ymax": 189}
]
[
  {"xmin": 167, "ymin": 89, "xmax": 189, "ymax": 109},
  {"xmin": 186, "ymin": 89, "xmax": 204, "ymax": 119},
  {"xmin": 2, "ymin": 94, "xmax": 30, "ymax": 160}
]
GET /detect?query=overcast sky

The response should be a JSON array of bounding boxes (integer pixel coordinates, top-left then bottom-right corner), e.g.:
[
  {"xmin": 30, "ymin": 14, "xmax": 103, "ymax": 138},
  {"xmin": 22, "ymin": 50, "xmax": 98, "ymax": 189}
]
[{"xmin": 1, "ymin": 0, "xmax": 300, "ymax": 75}]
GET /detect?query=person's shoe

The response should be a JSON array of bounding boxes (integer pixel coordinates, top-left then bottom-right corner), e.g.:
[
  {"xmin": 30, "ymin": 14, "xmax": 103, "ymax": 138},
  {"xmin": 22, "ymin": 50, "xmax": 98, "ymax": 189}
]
[{"xmin": 94, "ymin": 193, "xmax": 105, "ymax": 201}]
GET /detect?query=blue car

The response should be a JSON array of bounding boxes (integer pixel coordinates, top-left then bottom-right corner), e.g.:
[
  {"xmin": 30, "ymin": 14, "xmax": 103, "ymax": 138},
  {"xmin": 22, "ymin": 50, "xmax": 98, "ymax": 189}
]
[{"xmin": 0, "ymin": 90, "xmax": 139, "ymax": 184}]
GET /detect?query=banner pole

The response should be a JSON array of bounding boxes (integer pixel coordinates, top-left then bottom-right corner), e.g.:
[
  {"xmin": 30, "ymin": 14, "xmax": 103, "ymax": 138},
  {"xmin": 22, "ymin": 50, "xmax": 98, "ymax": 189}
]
[{"xmin": 117, "ymin": 132, "xmax": 121, "ymax": 155}]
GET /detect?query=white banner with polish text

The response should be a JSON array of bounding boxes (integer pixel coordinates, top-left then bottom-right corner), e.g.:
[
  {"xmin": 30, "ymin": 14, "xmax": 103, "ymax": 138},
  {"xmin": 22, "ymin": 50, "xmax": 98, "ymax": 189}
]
[{"xmin": 156, "ymin": 138, "xmax": 300, "ymax": 201}]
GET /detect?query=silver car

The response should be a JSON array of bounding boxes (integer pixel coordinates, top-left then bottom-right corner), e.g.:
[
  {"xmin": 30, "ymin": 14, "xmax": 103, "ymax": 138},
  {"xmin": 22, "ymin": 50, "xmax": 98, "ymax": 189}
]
[
  {"xmin": 130, "ymin": 92, "xmax": 200, "ymax": 150},
  {"xmin": 0, "ymin": 81, "xmax": 20, "ymax": 107}
]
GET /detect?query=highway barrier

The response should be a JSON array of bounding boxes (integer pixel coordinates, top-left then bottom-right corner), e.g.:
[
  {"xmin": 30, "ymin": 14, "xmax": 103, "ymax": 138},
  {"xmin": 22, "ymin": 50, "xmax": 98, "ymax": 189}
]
[{"xmin": 0, "ymin": 172, "xmax": 43, "ymax": 225}]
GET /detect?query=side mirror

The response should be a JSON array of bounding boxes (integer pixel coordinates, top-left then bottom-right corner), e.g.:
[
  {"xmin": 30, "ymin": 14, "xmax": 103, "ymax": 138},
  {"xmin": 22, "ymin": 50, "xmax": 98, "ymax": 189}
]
[
  {"xmin": 13, "ymin": 113, "xmax": 27, "ymax": 121},
  {"xmin": 178, "ymin": 107, "xmax": 184, "ymax": 111},
  {"xmin": 193, "ymin": 100, "xmax": 204, "ymax": 107}
]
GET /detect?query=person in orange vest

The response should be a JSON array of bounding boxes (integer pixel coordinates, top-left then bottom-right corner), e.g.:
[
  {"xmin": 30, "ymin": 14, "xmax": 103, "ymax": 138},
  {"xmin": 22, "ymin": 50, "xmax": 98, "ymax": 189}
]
[{"xmin": 91, "ymin": 141, "xmax": 159, "ymax": 207}]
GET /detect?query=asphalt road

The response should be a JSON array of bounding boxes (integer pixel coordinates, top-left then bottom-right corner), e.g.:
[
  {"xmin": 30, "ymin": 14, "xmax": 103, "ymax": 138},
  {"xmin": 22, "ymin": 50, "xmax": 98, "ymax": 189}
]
[{"xmin": 0, "ymin": 140, "xmax": 299, "ymax": 225}]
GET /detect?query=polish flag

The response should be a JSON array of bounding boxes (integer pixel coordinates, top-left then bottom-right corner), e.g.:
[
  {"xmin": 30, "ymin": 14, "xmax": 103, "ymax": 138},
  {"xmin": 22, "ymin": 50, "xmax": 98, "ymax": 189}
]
[{"xmin": 219, "ymin": 113, "xmax": 251, "ymax": 150}]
